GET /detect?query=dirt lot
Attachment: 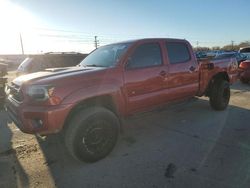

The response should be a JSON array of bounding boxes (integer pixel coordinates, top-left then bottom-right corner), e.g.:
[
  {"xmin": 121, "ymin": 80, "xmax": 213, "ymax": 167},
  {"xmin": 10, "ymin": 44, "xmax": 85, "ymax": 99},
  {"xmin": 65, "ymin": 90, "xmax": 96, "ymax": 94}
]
[{"xmin": 0, "ymin": 80, "xmax": 250, "ymax": 188}]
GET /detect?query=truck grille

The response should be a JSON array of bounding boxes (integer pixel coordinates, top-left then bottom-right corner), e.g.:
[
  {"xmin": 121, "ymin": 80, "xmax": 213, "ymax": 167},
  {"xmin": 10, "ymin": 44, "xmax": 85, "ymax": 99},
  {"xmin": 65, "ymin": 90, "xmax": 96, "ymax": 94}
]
[{"xmin": 8, "ymin": 83, "xmax": 23, "ymax": 102}]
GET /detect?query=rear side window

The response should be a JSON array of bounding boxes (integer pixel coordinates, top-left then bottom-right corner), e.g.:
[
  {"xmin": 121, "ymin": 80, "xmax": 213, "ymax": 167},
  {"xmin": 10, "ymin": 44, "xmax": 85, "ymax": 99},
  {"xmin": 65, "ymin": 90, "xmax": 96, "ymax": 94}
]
[
  {"xmin": 127, "ymin": 43, "xmax": 163, "ymax": 69},
  {"xmin": 166, "ymin": 42, "xmax": 191, "ymax": 64}
]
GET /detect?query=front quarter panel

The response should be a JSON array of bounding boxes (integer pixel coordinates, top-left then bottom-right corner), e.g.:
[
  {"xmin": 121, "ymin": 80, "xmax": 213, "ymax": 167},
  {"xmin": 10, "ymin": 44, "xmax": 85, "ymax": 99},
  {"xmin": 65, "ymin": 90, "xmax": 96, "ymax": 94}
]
[{"xmin": 61, "ymin": 69, "xmax": 125, "ymax": 115}]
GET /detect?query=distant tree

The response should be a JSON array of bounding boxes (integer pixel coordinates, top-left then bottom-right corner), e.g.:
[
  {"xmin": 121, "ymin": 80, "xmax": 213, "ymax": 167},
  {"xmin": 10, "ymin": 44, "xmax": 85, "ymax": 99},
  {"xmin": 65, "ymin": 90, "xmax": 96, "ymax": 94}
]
[
  {"xmin": 194, "ymin": 41, "xmax": 250, "ymax": 52},
  {"xmin": 211, "ymin": 46, "xmax": 221, "ymax": 50},
  {"xmin": 193, "ymin": 46, "xmax": 210, "ymax": 52},
  {"xmin": 238, "ymin": 41, "xmax": 250, "ymax": 49},
  {"xmin": 220, "ymin": 41, "xmax": 250, "ymax": 51},
  {"xmin": 221, "ymin": 45, "xmax": 235, "ymax": 51}
]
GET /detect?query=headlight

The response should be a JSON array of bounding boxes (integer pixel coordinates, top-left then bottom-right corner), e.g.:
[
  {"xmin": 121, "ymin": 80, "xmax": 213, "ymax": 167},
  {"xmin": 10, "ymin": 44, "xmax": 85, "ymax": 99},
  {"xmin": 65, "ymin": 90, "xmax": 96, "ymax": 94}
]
[
  {"xmin": 27, "ymin": 85, "xmax": 54, "ymax": 101},
  {"xmin": 5, "ymin": 85, "xmax": 10, "ymax": 95}
]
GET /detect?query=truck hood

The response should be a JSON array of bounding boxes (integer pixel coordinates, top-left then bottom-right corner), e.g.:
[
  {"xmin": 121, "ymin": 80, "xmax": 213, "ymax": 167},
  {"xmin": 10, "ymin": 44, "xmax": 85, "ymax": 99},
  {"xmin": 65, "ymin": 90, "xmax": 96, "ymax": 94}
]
[{"xmin": 13, "ymin": 66, "xmax": 105, "ymax": 86}]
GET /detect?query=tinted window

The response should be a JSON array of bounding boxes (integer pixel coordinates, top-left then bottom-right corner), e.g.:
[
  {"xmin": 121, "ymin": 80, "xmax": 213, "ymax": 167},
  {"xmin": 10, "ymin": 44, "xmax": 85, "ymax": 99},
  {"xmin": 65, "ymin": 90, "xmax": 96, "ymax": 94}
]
[
  {"xmin": 80, "ymin": 43, "xmax": 130, "ymax": 67},
  {"xmin": 240, "ymin": 47, "xmax": 250, "ymax": 53},
  {"xmin": 127, "ymin": 43, "xmax": 162, "ymax": 69},
  {"xmin": 166, "ymin": 42, "xmax": 191, "ymax": 64}
]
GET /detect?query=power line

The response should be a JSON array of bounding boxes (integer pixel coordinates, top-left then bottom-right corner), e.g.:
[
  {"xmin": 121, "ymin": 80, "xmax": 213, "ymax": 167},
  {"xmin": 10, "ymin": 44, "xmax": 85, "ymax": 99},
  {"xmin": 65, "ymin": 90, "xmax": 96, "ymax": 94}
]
[
  {"xmin": 29, "ymin": 27, "xmax": 250, "ymax": 45},
  {"xmin": 34, "ymin": 27, "xmax": 94, "ymax": 36},
  {"xmin": 12, "ymin": 27, "xmax": 250, "ymax": 53},
  {"xmin": 33, "ymin": 27, "xmax": 171, "ymax": 40}
]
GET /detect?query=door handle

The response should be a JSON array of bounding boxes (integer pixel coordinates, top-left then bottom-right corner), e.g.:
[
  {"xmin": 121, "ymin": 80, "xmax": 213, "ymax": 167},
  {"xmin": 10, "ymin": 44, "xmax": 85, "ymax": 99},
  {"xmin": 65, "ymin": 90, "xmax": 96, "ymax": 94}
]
[
  {"xmin": 189, "ymin": 66, "xmax": 196, "ymax": 72},
  {"xmin": 159, "ymin": 70, "xmax": 167, "ymax": 77}
]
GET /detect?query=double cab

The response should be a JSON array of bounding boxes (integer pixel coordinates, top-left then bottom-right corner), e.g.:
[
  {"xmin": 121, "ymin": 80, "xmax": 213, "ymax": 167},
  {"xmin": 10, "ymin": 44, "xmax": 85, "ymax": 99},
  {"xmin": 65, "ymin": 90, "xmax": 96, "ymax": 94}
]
[{"xmin": 6, "ymin": 38, "xmax": 238, "ymax": 162}]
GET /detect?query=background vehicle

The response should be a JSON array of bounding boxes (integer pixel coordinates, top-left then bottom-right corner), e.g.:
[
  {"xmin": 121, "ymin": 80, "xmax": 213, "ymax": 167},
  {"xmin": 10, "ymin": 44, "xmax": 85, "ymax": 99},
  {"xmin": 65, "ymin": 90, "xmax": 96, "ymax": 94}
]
[
  {"xmin": 206, "ymin": 50, "xmax": 224, "ymax": 57},
  {"xmin": 214, "ymin": 52, "xmax": 247, "ymax": 65},
  {"xmin": 6, "ymin": 38, "xmax": 238, "ymax": 163},
  {"xmin": 0, "ymin": 63, "xmax": 7, "ymax": 107},
  {"xmin": 17, "ymin": 52, "xmax": 88, "ymax": 76},
  {"xmin": 239, "ymin": 60, "xmax": 250, "ymax": 83},
  {"xmin": 195, "ymin": 51, "xmax": 207, "ymax": 59},
  {"xmin": 239, "ymin": 46, "xmax": 250, "ymax": 56},
  {"xmin": 238, "ymin": 47, "xmax": 250, "ymax": 83},
  {"xmin": 239, "ymin": 47, "xmax": 250, "ymax": 59}
]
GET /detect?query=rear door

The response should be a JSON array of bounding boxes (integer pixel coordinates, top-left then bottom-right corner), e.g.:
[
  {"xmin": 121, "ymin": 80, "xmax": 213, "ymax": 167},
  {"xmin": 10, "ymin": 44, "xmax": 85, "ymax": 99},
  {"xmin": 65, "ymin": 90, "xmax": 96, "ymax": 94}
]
[
  {"xmin": 165, "ymin": 41, "xmax": 199, "ymax": 100},
  {"xmin": 123, "ymin": 42, "xmax": 168, "ymax": 113}
]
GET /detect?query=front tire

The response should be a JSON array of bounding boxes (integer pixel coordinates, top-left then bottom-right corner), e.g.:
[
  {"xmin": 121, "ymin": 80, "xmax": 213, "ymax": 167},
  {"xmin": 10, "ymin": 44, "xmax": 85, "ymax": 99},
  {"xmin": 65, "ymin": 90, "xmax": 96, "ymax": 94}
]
[
  {"xmin": 65, "ymin": 107, "xmax": 119, "ymax": 163},
  {"xmin": 209, "ymin": 79, "xmax": 230, "ymax": 111}
]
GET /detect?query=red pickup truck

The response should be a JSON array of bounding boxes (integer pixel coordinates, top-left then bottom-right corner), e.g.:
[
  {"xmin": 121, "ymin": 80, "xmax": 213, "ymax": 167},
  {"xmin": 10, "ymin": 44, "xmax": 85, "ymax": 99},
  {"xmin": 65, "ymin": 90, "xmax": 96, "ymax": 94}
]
[{"xmin": 6, "ymin": 38, "xmax": 238, "ymax": 162}]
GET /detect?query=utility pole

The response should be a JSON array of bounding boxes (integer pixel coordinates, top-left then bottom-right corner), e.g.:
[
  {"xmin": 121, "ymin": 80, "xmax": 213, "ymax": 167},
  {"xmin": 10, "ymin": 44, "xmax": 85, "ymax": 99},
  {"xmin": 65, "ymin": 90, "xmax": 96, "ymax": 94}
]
[
  {"xmin": 94, "ymin": 36, "xmax": 99, "ymax": 49},
  {"xmin": 231, "ymin": 40, "xmax": 235, "ymax": 50},
  {"xmin": 196, "ymin": 41, "xmax": 199, "ymax": 49},
  {"xmin": 19, "ymin": 33, "xmax": 24, "ymax": 55}
]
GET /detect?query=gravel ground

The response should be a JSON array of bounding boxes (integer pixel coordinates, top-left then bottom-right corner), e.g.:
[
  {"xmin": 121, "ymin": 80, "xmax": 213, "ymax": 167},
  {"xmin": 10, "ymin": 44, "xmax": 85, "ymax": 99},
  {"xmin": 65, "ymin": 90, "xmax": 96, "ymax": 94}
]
[{"xmin": 0, "ymin": 81, "xmax": 250, "ymax": 188}]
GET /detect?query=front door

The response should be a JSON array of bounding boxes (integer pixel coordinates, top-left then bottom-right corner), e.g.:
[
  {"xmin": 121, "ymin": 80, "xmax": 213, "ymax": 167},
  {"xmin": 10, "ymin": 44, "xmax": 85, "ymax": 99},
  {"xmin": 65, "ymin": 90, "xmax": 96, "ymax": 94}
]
[{"xmin": 123, "ymin": 42, "xmax": 168, "ymax": 114}]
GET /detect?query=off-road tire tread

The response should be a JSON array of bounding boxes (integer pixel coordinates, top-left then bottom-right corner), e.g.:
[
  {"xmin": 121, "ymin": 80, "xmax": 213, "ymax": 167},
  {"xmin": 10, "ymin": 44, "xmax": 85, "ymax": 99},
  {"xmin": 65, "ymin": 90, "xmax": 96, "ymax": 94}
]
[
  {"xmin": 209, "ymin": 79, "xmax": 230, "ymax": 111},
  {"xmin": 65, "ymin": 106, "xmax": 119, "ymax": 163}
]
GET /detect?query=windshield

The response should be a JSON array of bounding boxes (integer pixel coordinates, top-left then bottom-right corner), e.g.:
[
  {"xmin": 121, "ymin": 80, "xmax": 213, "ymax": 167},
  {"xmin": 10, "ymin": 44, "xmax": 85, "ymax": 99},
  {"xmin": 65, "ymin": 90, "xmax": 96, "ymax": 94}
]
[
  {"xmin": 80, "ymin": 43, "xmax": 131, "ymax": 67},
  {"xmin": 17, "ymin": 57, "xmax": 33, "ymax": 71}
]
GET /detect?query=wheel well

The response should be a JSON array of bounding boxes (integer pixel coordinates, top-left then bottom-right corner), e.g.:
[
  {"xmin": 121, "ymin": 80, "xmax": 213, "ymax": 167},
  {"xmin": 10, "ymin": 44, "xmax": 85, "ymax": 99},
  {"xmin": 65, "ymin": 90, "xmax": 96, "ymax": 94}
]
[
  {"xmin": 63, "ymin": 95, "xmax": 118, "ymax": 132},
  {"xmin": 205, "ymin": 72, "xmax": 229, "ymax": 96}
]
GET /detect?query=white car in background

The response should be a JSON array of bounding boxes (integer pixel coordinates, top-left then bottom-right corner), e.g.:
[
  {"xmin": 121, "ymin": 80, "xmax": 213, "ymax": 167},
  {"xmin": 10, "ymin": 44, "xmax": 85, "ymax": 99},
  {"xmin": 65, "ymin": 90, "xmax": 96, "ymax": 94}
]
[
  {"xmin": 239, "ymin": 47, "xmax": 250, "ymax": 58},
  {"xmin": 206, "ymin": 50, "xmax": 224, "ymax": 57}
]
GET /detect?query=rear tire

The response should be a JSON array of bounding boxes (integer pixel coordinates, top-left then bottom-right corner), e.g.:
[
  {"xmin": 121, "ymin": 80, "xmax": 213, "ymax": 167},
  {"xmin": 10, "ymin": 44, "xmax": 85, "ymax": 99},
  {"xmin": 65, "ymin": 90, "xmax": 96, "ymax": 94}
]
[
  {"xmin": 65, "ymin": 107, "xmax": 119, "ymax": 163},
  {"xmin": 209, "ymin": 79, "xmax": 230, "ymax": 111}
]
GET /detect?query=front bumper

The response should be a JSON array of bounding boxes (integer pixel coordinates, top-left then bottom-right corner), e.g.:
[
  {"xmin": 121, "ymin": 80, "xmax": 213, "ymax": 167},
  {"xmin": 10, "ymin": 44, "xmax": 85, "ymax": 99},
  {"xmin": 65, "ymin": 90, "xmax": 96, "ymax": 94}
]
[{"xmin": 5, "ymin": 96, "xmax": 73, "ymax": 135}]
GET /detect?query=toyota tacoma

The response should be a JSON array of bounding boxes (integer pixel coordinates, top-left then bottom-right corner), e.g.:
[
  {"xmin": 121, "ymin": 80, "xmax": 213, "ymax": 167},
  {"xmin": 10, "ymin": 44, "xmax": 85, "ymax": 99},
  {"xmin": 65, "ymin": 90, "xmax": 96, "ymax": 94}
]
[{"xmin": 6, "ymin": 38, "xmax": 238, "ymax": 162}]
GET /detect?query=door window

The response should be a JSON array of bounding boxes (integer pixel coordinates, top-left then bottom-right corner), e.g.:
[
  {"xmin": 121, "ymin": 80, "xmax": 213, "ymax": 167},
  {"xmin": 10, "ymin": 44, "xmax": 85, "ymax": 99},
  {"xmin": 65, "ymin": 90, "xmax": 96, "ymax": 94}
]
[
  {"xmin": 127, "ymin": 43, "xmax": 163, "ymax": 69},
  {"xmin": 166, "ymin": 42, "xmax": 191, "ymax": 64}
]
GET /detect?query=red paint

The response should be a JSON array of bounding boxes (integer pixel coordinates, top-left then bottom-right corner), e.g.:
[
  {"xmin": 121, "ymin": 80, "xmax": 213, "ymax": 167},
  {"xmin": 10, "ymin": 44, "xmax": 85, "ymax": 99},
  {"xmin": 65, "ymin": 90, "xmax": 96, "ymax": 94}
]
[
  {"xmin": 6, "ymin": 38, "xmax": 238, "ymax": 135},
  {"xmin": 239, "ymin": 60, "xmax": 250, "ymax": 82}
]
